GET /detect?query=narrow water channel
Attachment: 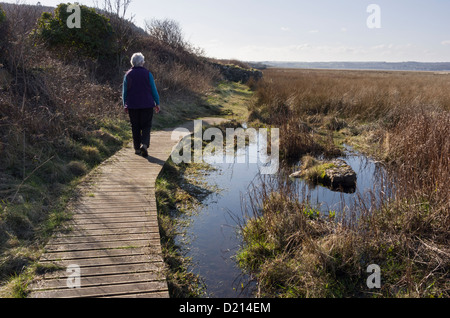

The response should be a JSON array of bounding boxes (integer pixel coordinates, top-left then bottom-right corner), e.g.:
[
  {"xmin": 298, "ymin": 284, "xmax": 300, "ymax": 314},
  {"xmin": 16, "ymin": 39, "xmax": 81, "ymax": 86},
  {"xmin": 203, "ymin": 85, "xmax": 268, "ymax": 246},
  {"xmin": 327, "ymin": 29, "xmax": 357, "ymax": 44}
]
[{"xmin": 176, "ymin": 137, "xmax": 390, "ymax": 298}]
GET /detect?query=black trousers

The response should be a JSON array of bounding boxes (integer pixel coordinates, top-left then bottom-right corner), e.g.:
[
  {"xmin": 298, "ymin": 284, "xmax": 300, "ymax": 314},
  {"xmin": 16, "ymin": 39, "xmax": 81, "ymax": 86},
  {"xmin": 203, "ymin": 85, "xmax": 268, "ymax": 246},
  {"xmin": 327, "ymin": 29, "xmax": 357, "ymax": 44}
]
[{"xmin": 128, "ymin": 108, "xmax": 154, "ymax": 150}]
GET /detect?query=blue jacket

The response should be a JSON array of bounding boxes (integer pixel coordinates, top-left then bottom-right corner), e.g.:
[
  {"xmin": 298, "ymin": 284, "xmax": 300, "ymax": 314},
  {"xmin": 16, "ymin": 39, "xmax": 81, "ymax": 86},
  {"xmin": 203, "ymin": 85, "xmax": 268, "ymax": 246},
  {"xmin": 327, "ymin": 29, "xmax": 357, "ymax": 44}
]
[{"xmin": 122, "ymin": 67, "xmax": 160, "ymax": 109}]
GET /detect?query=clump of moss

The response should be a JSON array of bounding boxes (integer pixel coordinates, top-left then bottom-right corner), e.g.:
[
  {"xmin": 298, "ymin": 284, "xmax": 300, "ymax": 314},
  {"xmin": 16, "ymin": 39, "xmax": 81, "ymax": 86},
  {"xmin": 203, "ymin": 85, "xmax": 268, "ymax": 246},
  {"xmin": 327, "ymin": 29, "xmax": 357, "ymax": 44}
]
[{"xmin": 292, "ymin": 155, "xmax": 336, "ymax": 185}]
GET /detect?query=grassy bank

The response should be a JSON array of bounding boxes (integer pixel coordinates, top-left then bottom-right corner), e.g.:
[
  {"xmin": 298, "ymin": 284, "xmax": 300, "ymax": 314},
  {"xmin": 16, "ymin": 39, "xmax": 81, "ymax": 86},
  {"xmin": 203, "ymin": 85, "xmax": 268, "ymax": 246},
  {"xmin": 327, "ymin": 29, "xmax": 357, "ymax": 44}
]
[
  {"xmin": 155, "ymin": 81, "xmax": 254, "ymax": 298},
  {"xmin": 0, "ymin": 113, "xmax": 133, "ymax": 294},
  {"xmin": 156, "ymin": 159, "xmax": 207, "ymax": 298},
  {"xmin": 238, "ymin": 68, "xmax": 449, "ymax": 298}
]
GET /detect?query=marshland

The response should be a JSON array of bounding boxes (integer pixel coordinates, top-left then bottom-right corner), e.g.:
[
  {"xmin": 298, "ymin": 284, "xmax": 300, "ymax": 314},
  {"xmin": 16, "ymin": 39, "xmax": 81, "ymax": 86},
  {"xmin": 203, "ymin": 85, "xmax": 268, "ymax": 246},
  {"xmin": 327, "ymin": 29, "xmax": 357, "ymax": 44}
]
[
  {"xmin": 154, "ymin": 67, "xmax": 449, "ymax": 298},
  {"xmin": 236, "ymin": 68, "xmax": 450, "ymax": 297}
]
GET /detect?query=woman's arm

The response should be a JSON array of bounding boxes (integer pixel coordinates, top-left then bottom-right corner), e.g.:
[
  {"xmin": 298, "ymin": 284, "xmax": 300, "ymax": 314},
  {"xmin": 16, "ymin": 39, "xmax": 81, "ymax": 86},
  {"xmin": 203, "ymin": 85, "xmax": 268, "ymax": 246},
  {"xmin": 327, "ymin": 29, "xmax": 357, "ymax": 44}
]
[
  {"xmin": 149, "ymin": 72, "xmax": 160, "ymax": 106},
  {"xmin": 122, "ymin": 75, "xmax": 128, "ymax": 108}
]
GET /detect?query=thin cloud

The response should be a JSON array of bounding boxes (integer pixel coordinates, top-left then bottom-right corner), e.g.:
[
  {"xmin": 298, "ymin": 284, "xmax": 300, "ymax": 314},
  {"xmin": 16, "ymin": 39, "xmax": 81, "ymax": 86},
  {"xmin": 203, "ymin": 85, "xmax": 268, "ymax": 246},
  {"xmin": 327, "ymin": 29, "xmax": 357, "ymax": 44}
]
[{"xmin": 441, "ymin": 40, "xmax": 450, "ymax": 45}]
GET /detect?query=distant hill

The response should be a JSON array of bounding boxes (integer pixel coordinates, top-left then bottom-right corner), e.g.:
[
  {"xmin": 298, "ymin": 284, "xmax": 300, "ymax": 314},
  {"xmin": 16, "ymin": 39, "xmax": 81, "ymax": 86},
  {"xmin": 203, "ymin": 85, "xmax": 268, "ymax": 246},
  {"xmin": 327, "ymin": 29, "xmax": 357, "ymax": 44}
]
[{"xmin": 252, "ymin": 61, "xmax": 450, "ymax": 72}]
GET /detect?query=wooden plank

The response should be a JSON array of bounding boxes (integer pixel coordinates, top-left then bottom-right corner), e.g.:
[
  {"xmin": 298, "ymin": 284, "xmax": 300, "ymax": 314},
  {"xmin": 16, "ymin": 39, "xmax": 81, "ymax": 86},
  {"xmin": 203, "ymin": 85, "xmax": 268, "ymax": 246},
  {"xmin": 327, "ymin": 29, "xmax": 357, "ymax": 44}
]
[
  {"xmin": 83, "ymin": 209, "xmax": 152, "ymax": 214},
  {"xmin": 39, "ymin": 253, "xmax": 160, "ymax": 266},
  {"xmin": 30, "ymin": 281, "xmax": 169, "ymax": 298},
  {"xmin": 39, "ymin": 262, "xmax": 165, "ymax": 279},
  {"xmin": 73, "ymin": 212, "xmax": 151, "ymax": 219},
  {"xmin": 47, "ymin": 233, "xmax": 157, "ymax": 245},
  {"xmin": 40, "ymin": 247, "xmax": 152, "ymax": 261},
  {"xmin": 71, "ymin": 216, "xmax": 151, "ymax": 225},
  {"xmin": 77, "ymin": 202, "xmax": 156, "ymax": 207},
  {"xmin": 66, "ymin": 220, "xmax": 158, "ymax": 231},
  {"xmin": 44, "ymin": 239, "xmax": 160, "ymax": 252},
  {"xmin": 38, "ymin": 260, "xmax": 165, "ymax": 277},
  {"xmin": 74, "ymin": 206, "xmax": 152, "ymax": 211},
  {"xmin": 102, "ymin": 291, "xmax": 169, "ymax": 298},
  {"xmin": 31, "ymin": 272, "xmax": 166, "ymax": 291},
  {"xmin": 74, "ymin": 205, "xmax": 156, "ymax": 212},
  {"xmin": 79, "ymin": 194, "xmax": 153, "ymax": 199},
  {"xmin": 53, "ymin": 227, "xmax": 159, "ymax": 238}
]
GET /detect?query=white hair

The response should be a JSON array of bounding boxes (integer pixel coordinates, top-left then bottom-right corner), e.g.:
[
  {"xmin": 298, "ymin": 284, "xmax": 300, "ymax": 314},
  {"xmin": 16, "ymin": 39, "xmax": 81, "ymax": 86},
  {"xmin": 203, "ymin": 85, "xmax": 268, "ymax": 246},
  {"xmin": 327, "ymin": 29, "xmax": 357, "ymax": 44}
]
[{"xmin": 131, "ymin": 52, "xmax": 145, "ymax": 67}]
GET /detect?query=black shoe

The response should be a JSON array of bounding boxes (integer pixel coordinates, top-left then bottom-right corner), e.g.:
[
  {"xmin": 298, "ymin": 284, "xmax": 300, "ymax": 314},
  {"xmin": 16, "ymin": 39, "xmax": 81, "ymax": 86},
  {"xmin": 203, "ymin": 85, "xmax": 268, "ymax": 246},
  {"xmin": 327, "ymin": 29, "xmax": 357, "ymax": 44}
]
[
  {"xmin": 135, "ymin": 149, "xmax": 141, "ymax": 155},
  {"xmin": 141, "ymin": 145, "xmax": 148, "ymax": 158}
]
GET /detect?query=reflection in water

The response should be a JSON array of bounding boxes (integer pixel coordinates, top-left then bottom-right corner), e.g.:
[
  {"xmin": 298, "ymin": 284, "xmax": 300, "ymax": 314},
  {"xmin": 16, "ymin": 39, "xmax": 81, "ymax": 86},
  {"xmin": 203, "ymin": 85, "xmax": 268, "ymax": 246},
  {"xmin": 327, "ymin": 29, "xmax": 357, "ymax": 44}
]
[
  {"xmin": 290, "ymin": 145, "xmax": 391, "ymax": 218},
  {"xmin": 176, "ymin": 139, "xmax": 390, "ymax": 298}
]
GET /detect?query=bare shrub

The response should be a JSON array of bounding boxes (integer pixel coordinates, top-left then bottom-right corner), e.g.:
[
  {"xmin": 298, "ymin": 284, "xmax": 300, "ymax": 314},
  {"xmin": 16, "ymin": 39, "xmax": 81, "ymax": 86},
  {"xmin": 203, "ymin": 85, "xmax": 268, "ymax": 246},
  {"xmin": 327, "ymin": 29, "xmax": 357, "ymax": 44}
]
[{"xmin": 145, "ymin": 19, "xmax": 187, "ymax": 51}]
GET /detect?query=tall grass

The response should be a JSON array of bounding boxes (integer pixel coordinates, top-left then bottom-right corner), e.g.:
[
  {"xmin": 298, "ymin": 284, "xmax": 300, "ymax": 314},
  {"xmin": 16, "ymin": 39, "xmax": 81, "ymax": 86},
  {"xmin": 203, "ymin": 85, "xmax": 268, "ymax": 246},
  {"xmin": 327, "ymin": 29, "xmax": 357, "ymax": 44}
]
[
  {"xmin": 239, "ymin": 68, "xmax": 450, "ymax": 297},
  {"xmin": 249, "ymin": 69, "xmax": 450, "ymax": 158}
]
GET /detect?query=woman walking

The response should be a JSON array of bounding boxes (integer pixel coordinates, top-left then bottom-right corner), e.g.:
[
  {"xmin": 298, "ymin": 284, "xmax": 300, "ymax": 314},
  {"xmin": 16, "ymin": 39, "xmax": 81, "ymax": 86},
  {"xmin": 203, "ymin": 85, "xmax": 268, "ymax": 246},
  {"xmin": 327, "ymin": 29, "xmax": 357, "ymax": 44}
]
[{"xmin": 122, "ymin": 52, "xmax": 160, "ymax": 157}]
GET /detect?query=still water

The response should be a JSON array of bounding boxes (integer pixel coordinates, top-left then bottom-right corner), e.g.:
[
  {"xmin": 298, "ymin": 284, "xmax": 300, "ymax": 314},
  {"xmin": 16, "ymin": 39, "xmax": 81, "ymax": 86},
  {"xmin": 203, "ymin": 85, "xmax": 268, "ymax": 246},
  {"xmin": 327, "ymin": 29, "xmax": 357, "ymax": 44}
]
[{"xmin": 175, "ymin": 139, "xmax": 389, "ymax": 298}]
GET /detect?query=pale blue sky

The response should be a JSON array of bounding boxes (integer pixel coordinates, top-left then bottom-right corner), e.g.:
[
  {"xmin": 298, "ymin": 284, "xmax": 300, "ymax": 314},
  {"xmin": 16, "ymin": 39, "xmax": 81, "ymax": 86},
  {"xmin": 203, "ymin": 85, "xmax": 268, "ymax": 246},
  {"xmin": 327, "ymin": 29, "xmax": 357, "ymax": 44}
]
[{"xmin": 3, "ymin": 0, "xmax": 450, "ymax": 62}]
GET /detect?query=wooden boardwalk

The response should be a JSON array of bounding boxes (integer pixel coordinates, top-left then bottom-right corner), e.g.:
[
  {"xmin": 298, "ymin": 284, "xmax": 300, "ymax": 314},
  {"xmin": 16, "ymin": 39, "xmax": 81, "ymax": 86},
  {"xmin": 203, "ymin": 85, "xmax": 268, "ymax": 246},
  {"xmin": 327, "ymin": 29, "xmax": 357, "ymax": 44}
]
[{"xmin": 29, "ymin": 118, "xmax": 226, "ymax": 298}]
